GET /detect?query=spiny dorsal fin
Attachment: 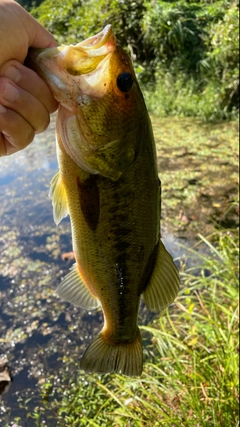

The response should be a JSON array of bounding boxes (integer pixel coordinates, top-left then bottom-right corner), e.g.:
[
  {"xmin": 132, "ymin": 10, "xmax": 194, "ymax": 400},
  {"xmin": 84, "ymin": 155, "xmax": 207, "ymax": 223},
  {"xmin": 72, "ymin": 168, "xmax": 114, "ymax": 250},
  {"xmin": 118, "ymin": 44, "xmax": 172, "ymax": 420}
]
[
  {"xmin": 143, "ymin": 240, "xmax": 180, "ymax": 312},
  {"xmin": 56, "ymin": 263, "xmax": 100, "ymax": 310},
  {"xmin": 49, "ymin": 171, "xmax": 68, "ymax": 225},
  {"xmin": 80, "ymin": 327, "xmax": 143, "ymax": 376}
]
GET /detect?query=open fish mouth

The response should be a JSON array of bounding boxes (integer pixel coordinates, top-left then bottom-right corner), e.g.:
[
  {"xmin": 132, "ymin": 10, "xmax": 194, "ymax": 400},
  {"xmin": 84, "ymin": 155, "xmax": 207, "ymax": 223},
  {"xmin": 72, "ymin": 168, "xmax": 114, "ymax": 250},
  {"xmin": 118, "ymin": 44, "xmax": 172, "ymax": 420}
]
[
  {"xmin": 53, "ymin": 24, "xmax": 116, "ymax": 76},
  {"xmin": 27, "ymin": 25, "xmax": 117, "ymax": 102}
]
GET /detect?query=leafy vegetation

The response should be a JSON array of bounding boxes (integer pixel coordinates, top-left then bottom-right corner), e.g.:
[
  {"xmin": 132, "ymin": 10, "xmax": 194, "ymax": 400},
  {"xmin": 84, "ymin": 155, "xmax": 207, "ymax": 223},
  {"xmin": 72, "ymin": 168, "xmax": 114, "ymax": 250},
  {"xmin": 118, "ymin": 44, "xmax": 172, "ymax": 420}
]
[
  {"xmin": 29, "ymin": 0, "xmax": 239, "ymax": 120},
  {"xmin": 15, "ymin": 0, "xmax": 44, "ymax": 9},
  {"xmin": 13, "ymin": 229, "xmax": 238, "ymax": 426}
]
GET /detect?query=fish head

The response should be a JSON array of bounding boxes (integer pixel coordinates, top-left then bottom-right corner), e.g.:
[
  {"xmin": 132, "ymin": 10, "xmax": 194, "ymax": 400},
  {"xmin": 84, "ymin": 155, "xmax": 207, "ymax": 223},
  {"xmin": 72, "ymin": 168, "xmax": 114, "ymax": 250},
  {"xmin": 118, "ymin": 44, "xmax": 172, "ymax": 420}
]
[{"xmin": 28, "ymin": 25, "xmax": 148, "ymax": 176}]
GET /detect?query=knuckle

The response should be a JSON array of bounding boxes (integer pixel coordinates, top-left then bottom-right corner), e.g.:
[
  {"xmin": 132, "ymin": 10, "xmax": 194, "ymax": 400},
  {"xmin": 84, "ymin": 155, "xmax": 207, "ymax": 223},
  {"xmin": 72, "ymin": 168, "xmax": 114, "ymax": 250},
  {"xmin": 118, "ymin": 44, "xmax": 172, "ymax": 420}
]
[
  {"xmin": 35, "ymin": 111, "xmax": 50, "ymax": 134},
  {"xmin": 0, "ymin": 134, "xmax": 7, "ymax": 157},
  {"xmin": 0, "ymin": 59, "xmax": 20, "ymax": 76},
  {"xmin": 0, "ymin": 76, "xmax": 7, "ymax": 96},
  {"xmin": 49, "ymin": 99, "xmax": 58, "ymax": 114},
  {"xmin": 0, "ymin": 108, "xmax": 35, "ymax": 154},
  {"xmin": 0, "ymin": 77, "xmax": 19, "ymax": 106},
  {"xmin": 41, "ymin": 114, "xmax": 50, "ymax": 133},
  {"xmin": 23, "ymin": 127, "xmax": 35, "ymax": 147}
]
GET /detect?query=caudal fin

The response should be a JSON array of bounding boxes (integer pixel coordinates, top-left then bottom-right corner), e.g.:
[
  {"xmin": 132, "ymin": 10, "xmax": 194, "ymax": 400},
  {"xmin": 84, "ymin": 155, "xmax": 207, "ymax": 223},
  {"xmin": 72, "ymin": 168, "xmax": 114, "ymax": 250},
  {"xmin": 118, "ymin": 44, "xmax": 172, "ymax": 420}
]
[{"xmin": 80, "ymin": 328, "xmax": 143, "ymax": 376}]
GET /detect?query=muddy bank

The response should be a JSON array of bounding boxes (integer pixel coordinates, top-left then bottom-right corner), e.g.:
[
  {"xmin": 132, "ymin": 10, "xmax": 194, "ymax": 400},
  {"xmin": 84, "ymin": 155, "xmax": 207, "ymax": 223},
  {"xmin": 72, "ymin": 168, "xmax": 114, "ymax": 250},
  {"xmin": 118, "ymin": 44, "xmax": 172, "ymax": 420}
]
[{"xmin": 153, "ymin": 117, "xmax": 239, "ymax": 237}]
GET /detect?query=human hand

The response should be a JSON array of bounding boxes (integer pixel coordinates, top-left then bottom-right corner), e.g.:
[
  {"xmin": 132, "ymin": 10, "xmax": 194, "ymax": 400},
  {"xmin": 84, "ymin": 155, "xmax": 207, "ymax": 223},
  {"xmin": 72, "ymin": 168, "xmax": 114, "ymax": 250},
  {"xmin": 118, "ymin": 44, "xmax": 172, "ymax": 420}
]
[{"xmin": 0, "ymin": 0, "xmax": 58, "ymax": 157}]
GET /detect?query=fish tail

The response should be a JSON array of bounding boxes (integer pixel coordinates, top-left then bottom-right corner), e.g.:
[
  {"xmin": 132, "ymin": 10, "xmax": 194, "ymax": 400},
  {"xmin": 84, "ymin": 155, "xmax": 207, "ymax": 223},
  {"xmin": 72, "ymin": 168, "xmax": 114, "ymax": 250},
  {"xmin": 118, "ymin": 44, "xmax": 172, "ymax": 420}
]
[{"xmin": 80, "ymin": 328, "xmax": 143, "ymax": 376}]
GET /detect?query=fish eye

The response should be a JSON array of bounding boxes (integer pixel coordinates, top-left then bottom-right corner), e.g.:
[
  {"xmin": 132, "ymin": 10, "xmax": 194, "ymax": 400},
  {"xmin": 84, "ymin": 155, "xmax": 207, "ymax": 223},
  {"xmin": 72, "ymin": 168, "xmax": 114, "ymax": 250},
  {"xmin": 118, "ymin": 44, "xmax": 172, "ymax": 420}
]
[{"xmin": 117, "ymin": 72, "xmax": 134, "ymax": 93}]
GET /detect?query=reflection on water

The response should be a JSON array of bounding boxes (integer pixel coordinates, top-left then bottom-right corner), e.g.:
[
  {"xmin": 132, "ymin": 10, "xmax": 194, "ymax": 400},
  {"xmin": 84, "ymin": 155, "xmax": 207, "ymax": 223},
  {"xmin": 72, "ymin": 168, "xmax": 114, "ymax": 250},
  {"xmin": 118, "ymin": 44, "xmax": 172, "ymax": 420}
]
[{"xmin": 0, "ymin": 116, "xmax": 186, "ymax": 424}]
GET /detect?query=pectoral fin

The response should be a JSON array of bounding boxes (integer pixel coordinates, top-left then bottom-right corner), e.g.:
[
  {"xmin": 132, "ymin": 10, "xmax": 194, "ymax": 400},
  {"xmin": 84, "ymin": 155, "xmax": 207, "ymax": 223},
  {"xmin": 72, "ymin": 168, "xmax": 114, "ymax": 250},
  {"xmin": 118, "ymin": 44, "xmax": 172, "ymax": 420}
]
[
  {"xmin": 143, "ymin": 240, "xmax": 180, "ymax": 312},
  {"xmin": 49, "ymin": 171, "xmax": 68, "ymax": 225},
  {"xmin": 86, "ymin": 137, "xmax": 136, "ymax": 181},
  {"xmin": 56, "ymin": 263, "xmax": 100, "ymax": 310}
]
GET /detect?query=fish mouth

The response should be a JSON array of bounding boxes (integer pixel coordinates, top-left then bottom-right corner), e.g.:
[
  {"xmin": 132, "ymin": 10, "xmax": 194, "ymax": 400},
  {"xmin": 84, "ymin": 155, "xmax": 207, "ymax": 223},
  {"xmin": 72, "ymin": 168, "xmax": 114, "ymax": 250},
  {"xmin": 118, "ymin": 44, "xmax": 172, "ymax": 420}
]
[
  {"xmin": 56, "ymin": 24, "xmax": 116, "ymax": 77},
  {"xmin": 77, "ymin": 24, "xmax": 116, "ymax": 52},
  {"xmin": 27, "ymin": 25, "xmax": 116, "ymax": 103}
]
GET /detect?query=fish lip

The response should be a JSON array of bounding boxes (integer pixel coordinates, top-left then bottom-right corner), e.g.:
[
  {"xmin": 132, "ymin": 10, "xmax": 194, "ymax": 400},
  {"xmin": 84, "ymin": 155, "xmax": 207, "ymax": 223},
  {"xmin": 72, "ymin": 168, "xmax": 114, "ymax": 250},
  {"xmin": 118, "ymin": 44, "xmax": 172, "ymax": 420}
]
[
  {"xmin": 29, "ymin": 25, "xmax": 116, "ymax": 68},
  {"xmin": 77, "ymin": 25, "xmax": 116, "ymax": 51},
  {"xmin": 41, "ymin": 24, "xmax": 116, "ymax": 61},
  {"xmin": 60, "ymin": 24, "xmax": 116, "ymax": 60}
]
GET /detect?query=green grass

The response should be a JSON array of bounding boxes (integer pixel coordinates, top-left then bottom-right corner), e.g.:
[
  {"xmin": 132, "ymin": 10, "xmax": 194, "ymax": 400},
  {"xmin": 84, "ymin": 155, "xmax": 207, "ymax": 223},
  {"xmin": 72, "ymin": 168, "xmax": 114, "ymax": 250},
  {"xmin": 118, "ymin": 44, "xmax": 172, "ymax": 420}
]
[
  {"xmin": 22, "ymin": 229, "xmax": 239, "ymax": 426},
  {"xmin": 142, "ymin": 72, "xmax": 239, "ymax": 121}
]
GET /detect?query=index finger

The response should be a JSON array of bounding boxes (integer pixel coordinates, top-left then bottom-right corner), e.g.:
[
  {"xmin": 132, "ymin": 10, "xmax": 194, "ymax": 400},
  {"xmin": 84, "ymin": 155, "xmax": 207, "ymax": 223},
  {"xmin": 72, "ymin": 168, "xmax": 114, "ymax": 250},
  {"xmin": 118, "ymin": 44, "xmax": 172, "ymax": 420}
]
[{"xmin": 1, "ymin": 61, "xmax": 58, "ymax": 114}]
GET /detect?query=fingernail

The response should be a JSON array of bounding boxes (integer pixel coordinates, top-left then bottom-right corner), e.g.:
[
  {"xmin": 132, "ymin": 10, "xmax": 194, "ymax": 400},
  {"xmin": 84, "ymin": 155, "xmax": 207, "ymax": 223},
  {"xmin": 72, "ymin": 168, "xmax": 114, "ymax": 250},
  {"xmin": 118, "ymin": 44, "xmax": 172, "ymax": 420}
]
[
  {"xmin": 3, "ymin": 65, "xmax": 21, "ymax": 83},
  {"xmin": 0, "ymin": 104, "xmax": 6, "ymax": 113},
  {"xmin": 3, "ymin": 83, "xmax": 19, "ymax": 102}
]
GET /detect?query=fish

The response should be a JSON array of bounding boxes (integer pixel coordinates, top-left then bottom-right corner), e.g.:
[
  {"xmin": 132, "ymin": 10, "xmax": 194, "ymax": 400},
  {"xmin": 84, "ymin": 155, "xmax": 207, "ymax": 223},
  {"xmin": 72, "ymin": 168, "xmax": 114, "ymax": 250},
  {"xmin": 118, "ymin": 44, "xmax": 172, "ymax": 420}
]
[{"xmin": 27, "ymin": 25, "xmax": 180, "ymax": 376}]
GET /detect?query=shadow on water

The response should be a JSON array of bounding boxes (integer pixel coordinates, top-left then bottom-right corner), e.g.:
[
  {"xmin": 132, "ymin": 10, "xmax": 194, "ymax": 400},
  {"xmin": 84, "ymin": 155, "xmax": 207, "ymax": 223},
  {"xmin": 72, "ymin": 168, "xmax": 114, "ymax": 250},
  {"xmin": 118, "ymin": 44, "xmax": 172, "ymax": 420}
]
[{"xmin": 0, "ymin": 116, "xmax": 238, "ymax": 425}]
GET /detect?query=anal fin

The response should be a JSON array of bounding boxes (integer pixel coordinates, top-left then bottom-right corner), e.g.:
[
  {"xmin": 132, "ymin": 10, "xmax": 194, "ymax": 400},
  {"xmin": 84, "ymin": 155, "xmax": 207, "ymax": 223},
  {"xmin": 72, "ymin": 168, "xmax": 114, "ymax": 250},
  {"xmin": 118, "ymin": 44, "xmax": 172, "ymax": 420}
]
[
  {"xmin": 56, "ymin": 263, "xmax": 100, "ymax": 310},
  {"xmin": 143, "ymin": 240, "xmax": 180, "ymax": 312}
]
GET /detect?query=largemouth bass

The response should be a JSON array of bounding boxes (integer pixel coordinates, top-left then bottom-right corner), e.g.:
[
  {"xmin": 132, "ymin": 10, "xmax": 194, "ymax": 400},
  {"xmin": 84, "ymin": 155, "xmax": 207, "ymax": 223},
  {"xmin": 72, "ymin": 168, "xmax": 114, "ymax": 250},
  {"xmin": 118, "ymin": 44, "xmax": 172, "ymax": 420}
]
[{"xmin": 28, "ymin": 25, "xmax": 180, "ymax": 376}]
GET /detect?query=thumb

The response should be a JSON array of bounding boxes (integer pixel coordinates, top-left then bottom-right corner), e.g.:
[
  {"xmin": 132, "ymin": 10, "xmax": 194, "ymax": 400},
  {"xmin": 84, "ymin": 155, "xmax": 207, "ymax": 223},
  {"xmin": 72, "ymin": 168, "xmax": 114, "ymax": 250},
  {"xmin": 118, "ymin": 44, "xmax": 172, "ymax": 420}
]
[{"xmin": 26, "ymin": 15, "xmax": 58, "ymax": 49}]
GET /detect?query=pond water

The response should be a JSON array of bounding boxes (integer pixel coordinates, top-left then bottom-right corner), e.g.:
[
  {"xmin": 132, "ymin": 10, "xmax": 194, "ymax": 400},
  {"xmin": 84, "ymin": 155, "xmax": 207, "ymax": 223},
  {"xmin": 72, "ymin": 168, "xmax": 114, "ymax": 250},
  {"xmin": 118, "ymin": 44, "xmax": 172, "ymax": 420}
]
[{"xmin": 0, "ymin": 117, "xmax": 189, "ymax": 425}]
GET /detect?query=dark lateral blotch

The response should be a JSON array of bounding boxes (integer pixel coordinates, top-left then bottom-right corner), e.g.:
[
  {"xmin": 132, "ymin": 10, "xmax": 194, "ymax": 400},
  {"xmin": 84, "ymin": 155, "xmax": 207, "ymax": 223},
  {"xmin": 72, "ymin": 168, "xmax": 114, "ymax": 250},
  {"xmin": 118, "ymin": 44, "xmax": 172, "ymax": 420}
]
[{"xmin": 77, "ymin": 175, "xmax": 100, "ymax": 232}]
